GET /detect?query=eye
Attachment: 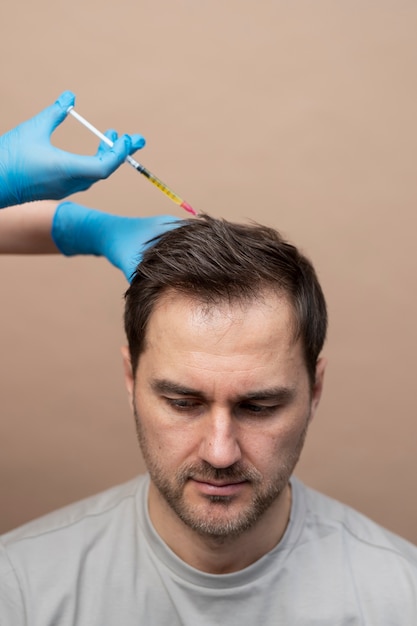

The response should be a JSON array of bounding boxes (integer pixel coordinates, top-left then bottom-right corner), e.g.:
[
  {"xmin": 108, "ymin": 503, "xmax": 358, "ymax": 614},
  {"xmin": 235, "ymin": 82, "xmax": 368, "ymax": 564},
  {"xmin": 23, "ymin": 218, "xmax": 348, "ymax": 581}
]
[
  {"xmin": 165, "ymin": 397, "xmax": 202, "ymax": 412},
  {"xmin": 238, "ymin": 402, "xmax": 280, "ymax": 417}
]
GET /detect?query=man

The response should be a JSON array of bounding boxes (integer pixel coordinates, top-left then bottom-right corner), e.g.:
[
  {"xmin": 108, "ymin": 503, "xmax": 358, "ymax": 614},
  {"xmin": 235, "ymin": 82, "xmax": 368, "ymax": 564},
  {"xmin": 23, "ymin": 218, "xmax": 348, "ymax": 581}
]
[{"xmin": 1, "ymin": 215, "xmax": 416, "ymax": 625}]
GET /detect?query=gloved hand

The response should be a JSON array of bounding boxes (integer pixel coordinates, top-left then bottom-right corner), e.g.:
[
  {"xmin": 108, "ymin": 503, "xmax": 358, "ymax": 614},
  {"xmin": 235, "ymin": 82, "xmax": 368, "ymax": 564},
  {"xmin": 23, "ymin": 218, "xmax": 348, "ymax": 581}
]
[
  {"xmin": 51, "ymin": 201, "xmax": 181, "ymax": 281},
  {"xmin": 0, "ymin": 91, "xmax": 145, "ymax": 209}
]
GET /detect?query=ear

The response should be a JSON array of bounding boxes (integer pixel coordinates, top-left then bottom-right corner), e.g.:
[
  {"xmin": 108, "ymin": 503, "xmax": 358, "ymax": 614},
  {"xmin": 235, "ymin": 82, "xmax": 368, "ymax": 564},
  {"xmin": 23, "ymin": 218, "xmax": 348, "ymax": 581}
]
[
  {"xmin": 120, "ymin": 345, "xmax": 135, "ymax": 410},
  {"xmin": 309, "ymin": 356, "xmax": 327, "ymax": 423}
]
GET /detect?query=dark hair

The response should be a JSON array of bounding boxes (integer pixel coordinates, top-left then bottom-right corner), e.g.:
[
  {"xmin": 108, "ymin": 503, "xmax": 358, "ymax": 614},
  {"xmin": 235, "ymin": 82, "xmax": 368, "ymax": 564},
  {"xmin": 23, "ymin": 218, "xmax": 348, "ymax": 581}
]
[{"xmin": 124, "ymin": 215, "xmax": 327, "ymax": 385}]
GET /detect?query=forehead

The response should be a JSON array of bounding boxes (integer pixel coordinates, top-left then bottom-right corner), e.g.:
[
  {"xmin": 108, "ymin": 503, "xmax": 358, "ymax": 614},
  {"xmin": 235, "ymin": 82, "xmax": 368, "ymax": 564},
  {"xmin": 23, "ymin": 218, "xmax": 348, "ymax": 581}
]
[
  {"xmin": 135, "ymin": 290, "xmax": 310, "ymax": 398},
  {"xmin": 144, "ymin": 289, "xmax": 299, "ymax": 359}
]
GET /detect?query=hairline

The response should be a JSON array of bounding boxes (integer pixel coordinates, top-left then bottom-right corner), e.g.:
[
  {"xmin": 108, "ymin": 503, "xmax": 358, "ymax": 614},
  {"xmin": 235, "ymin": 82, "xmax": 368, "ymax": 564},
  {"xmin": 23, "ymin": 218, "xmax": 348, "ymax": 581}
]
[{"xmin": 131, "ymin": 285, "xmax": 305, "ymax": 376}]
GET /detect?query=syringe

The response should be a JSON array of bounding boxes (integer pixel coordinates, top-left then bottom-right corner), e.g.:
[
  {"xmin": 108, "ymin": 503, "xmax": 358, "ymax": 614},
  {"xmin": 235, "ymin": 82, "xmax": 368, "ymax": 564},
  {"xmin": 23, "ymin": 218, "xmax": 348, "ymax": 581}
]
[{"xmin": 67, "ymin": 106, "xmax": 197, "ymax": 216}]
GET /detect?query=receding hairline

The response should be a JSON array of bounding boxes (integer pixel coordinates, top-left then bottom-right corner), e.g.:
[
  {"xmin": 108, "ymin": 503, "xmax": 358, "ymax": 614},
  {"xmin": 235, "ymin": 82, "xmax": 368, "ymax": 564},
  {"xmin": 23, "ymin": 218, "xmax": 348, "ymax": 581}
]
[
  {"xmin": 138, "ymin": 285, "xmax": 302, "ymax": 355},
  {"xmin": 124, "ymin": 214, "xmax": 328, "ymax": 386}
]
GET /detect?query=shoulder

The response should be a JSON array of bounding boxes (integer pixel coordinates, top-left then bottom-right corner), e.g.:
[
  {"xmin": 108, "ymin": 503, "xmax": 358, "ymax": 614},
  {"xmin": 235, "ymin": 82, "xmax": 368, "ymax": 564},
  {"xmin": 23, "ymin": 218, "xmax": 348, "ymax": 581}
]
[
  {"xmin": 1, "ymin": 475, "xmax": 147, "ymax": 550},
  {"xmin": 0, "ymin": 475, "xmax": 150, "ymax": 625},
  {"xmin": 289, "ymin": 478, "xmax": 417, "ymax": 620},
  {"xmin": 292, "ymin": 477, "xmax": 417, "ymax": 573}
]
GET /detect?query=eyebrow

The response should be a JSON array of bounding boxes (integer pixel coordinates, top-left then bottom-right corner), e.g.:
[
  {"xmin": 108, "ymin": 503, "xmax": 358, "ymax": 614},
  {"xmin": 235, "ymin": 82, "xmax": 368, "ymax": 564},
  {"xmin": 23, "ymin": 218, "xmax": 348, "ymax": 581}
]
[
  {"xmin": 238, "ymin": 388, "xmax": 296, "ymax": 403},
  {"xmin": 151, "ymin": 380, "xmax": 205, "ymax": 397},
  {"xmin": 150, "ymin": 379, "xmax": 296, "ymax": 403}
]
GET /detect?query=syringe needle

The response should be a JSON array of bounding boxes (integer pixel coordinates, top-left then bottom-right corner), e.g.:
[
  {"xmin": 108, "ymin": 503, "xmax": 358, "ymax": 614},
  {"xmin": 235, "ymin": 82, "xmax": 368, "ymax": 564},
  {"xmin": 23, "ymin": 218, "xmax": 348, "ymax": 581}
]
[{"xmin": 67, "ymin": 107, "xmax": 197, "ymax": 216}]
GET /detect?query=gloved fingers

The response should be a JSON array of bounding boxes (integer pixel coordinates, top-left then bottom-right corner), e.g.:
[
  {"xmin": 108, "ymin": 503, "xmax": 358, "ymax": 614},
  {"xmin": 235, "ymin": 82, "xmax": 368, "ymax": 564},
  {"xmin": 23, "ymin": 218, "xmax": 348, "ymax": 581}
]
[
  {"xmin": 119, "ymin": 215, "xmax": 184, "ymax": 281},
  {"xmin": 94, "ymin": 130, "xmax": 146, "ymax": 173},
  {"xmin": 128, "ymin": 133, "xmax": 147, "ymax": 154},
  {"xmin": 51, "ymin": 203, "xmax": 185, "ymax": 284},
  {"xmin": 96, "ymin": 129, "xmax": 118, "ymax": 158},
  {"xmin": 95, "ymin": 130, "xmax": 146, "ymax": 155},
  {"xmin": 32, "ymin": 91, "xmax": 76, "ymax": 139},
  {"xmin": 49, "ymin": 133, "xmax": 132, "ymax": 184},
  {"xmin": 141, "ymin": 215, "xmax": 183, "ymax": 249},
  {"xmin": 95, "ymin": 133, "xmax": 145, "ymax": 178}
]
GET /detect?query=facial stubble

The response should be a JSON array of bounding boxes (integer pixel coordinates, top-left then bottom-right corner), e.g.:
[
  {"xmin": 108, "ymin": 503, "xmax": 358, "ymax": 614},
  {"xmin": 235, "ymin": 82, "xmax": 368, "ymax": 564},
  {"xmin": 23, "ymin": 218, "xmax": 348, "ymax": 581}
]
[{"xmin": 133, "ymin": 401, "xmax": 309, "ymax": 539}]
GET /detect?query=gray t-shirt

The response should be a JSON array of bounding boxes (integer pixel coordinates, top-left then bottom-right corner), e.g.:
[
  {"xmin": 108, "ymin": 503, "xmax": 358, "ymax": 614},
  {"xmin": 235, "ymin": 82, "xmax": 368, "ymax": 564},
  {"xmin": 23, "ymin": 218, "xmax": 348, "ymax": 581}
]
[{"xmin": 1, "ymin": 474, "xmax": 416, "ymax": 625}]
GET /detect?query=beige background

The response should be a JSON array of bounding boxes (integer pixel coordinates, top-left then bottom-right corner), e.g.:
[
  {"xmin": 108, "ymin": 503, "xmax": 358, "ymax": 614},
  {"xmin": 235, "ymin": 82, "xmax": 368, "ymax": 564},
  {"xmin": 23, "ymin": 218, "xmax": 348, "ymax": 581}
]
[{"xmin": 0, "ymin": 1, "xmax": 416, "ymax": 542}]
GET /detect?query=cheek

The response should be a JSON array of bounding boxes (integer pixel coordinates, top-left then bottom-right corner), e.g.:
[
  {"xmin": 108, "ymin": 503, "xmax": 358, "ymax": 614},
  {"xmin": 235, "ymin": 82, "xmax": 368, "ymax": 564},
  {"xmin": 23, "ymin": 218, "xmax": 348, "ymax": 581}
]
[
  {"xmin": 243, "ymin": 418, "xmax": 308, "ymax": 466},
  {"xmin": 162, "ymin": 424, "xmax": 204, "ymax": 463},
  {"xmin": 136, "ymin": 401, "xmax": 198, "ymax": 463}
]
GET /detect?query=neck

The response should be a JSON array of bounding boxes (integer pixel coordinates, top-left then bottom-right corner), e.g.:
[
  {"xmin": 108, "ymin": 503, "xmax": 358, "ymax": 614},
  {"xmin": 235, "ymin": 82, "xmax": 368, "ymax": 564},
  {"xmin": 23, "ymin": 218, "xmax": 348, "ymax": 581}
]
[{"xmin": 148, "ymin": 481, "xmax": 292, "ymax": 574}]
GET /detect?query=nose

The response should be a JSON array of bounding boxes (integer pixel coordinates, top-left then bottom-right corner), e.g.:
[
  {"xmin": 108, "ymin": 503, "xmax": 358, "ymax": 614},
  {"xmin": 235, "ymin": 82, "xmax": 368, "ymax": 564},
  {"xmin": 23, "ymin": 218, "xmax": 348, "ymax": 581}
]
[{"xmin": 198, "ymin": 410, "xmax": 242, "ymax": 469}]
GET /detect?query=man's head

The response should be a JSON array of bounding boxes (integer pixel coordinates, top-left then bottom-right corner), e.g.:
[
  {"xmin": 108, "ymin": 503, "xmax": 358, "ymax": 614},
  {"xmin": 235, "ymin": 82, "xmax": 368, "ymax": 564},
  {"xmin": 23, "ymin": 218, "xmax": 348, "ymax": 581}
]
[
  {"xmin": 124, "ymin": 214, "xmax": 327, "ymax": 386},
  {"xmin": 121, "ymin": 216, "xmax": 328, "ymax": 546}
]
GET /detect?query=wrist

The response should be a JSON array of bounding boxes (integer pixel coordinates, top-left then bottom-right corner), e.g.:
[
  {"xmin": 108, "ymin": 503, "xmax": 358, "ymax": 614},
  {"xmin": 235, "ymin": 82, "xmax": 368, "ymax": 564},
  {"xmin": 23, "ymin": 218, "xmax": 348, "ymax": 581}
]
[
  {"xmin": 51, "ymin": 202, "xmax": 110, "ymax": 257},
  {"xmin": 0, "ymin": 154, "xmax": 19, "ymax": 209}
]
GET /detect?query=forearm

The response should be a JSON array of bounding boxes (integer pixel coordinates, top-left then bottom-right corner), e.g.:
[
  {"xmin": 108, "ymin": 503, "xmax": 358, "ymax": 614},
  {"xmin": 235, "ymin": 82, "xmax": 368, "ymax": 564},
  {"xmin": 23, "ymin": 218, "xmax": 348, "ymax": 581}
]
[{"xmin": 0, "ymin": 201, "xmax": 59, "ymax": 254}]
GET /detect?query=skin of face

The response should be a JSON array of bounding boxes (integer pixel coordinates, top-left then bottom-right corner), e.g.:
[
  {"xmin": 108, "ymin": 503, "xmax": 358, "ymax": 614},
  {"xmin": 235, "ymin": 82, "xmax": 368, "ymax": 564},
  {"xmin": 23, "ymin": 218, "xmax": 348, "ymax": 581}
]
[{"xmin": 121, "ymin": 289, "xmax": 326, "ymax": 569}]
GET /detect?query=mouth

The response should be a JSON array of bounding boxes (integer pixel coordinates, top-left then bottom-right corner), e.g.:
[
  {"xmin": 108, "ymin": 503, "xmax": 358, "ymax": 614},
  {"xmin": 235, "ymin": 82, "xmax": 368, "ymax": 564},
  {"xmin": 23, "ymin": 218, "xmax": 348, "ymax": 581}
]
[{"xmin": 190, "ymin": 478, "xmax": 248, "ymax": 498}]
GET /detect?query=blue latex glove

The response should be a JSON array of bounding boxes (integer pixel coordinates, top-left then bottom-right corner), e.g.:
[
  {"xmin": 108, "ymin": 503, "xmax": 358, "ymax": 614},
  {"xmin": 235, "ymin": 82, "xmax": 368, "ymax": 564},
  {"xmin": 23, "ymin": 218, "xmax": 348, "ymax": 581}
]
[
  {"xmin": 0, "ymin": 91, "xmax": 145, "ymax": 208},
  {"xmin": 51, "ymin": 202, "xmax": 182, "ymax": 281}
]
